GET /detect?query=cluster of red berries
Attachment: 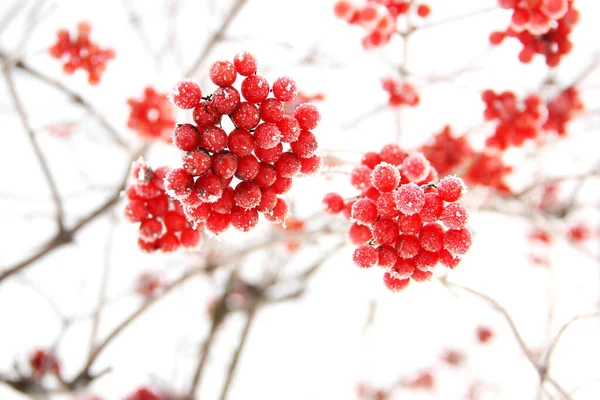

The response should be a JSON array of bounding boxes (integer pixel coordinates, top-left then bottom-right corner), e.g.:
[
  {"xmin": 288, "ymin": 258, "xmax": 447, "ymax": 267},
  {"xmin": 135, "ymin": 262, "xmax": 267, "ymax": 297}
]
[
  {"xmin": 334, "ymin": 1, "xmax": 430, "ymax": 49},
  {"xmin": 29, "ymin": 349, "xmax": 60, "ymax": 380},
  {"xmin": 464, "ymin": 152, "xmax": 513, "ymax": 194},
  {"xmin": 48, "ymin": 22, "xmax": 115, "ymax": 85},
  {"xmin": 323, "ymin": 145, "xmax": 472, "ymax": 292},
  {"xmin": 382, "ymin": 79, "xmax": 420, "ymax": 108},
  {"xmin": 127, "ymin": 87, "xmax": 175, "ymax": 140},
  {"xmin": 490, "ymin": 2, "xmax": 579, "ymax": 67},
  {"xmin": 497, "ymin": 0, "xmax": 570, "ymax": 35},
  {"xmin": 419, "ymin": 125, "xmax": 474, "ymax": 175},
  {"xmin": 164, "ymin": 52, "xmax": 322, "ymax": 235},
  {"xmin": 125, "ymin": 387, "xmax": 163, "ymax": 400},
  {"xmin": 544, "ymin": 87, "xmax": 583, "ymax": 135},
  {"xmin": 124, "ymin": 160, "xmax": 202, "ymax": 252},
  {"xmin": 482, "ymin": 90, "xmax": 546, "ymax": 149}
]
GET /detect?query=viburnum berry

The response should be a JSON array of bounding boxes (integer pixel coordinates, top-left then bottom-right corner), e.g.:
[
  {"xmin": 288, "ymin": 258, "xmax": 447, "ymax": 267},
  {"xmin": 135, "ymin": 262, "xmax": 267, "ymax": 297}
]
[
  {"xmin": 263, "ymin": 197, "xmax": 289, "ymax": 224},
  {"xmin": 351, "ymin": 165, "xmax": 373, "ymax": 191},
  {"xmin": 194, "ymin": 173, "xmax": 223, "ymax": 203},
  {"xmin": 234, "ymin": 181, "xmax": 262, "ymax": 209},
  {"xmin": 209, "ymin": 60, "xmax": 237, "ymax": 87},
  {"xmin": 182, "ymin": 149, "xmax": 212, "ymax": 176},
  {"xmin": 379, "ymin": 143, "xmax": 406, "ymax": 165},
  {"xmin": 353, "ymin": 245, "xmax": 379, "ymax": 268},
  {"xmin": 255, "ymin": 143, "xmax": 283, "ymax": 163},
  {"xmin": 199, "ymin": 126, "xmax": 227, "ymax": 153},
  {"xmin": 323, "ymin": 193, "xmax": 345, "ymax": 214},
  {"xmin": 410, "ymin": 268, "xmax": 433, "ymax": 282},
  {"xmin": 440, "ymin": 203, "xmax": 469, "ymax": 230},
  {"xmin": 376, "ymin": 192, "xmax": 397, "ymax": 219},
  {"xmin": 383, "ymin": 272, "xmax": 410, "ymax": 292},
  {"xmin": 169, "ymin": 80, "xmax": 202, "ymax": 109},
  {"xmin": 232, "ymin": 102, "xmax": 260, "ymax": 130},
  {"xmin": 419, "ymin": 223, "xmax": 445, "ymax": 252},
  {"xmin": 172, "ymin": 124, "xmax": 200, "ymax": 151},
  {"xmin": 420, "ymin": 192, "xmax": 444, "ymax": 222},
  {"xmin": 372, "ymin": 218, "xmax": 399, "ymax": 245},
  {"xmin": 260, "ymin": 98, "xmax": 285, "ymax": 123},
  {"xmin": 233, "ymin": 51, "xmax": 257, "ymax": 76},
  {"xmin": 394, "ymin": 183, "xmax": 425, "ymax": 215},
  {"xmin": 273, "ymin": 76, "xmax": 299, "ymax": 102},
  {"xmin": 228, "ymin": 129, "xmax": 255, "ymax": 156},
  {"xmin": 164, "ymin": 168, "xmax": 194, "ymax": 198},
  {"xmin": 290, "ymin": 130, "xmax": 318, "ymax": 158},
  {"xmin": 127, "ymin": 87, "xmax": 175, "ymax": 140},
  {"xmin": 371, "ymin": 162, "xmax": 400, "ymax": 192},
  {"xmin": 349, "ymin": 223, "xmax": 372, "ymax": 245},
  {"xmin": 293, "ymin": 103, "xmax": 321, "ymax": 130},
  {"xmin": 397, "ymin": 234, "xmax": 420, "ymax": 259},
  {"xmin": 416, "ymin": 4, "xmax": 431, "ymax": 18},
  {"xmin": 352, "ymin": 198, "xmax": 378, "ymax": 225},
  {"xmin": 476, "ymin": 326, "xmax": 494, "ymax": 344},
  {"xmin": 377, "ymin": 245, "xmax": 397, "ymax": 268},
  {"xmin": 444, "ymin": 228, "xmax": 472, "ymax": 256},
  {"xmin": 254, "ymin": 123, "xmax": 282, "ymax": 149},
  {"xmin": 158, "ymin": 232, "xmax": 180, "ymax": 252},
  {"xmin": 230, "ymin": 207, "xmax": 259, "ymax": 232},
  {"xmin": 299, "ymin": 155, "xmax": 322, "ymax": 175},
  {"xmin": 277, "ymin": 115, "xmax": 301, "ymax": 142},
  {"xmin": 438, "ymin": 249, "xmax": 461, "ymax": 269},
  {"xmin": 193, "ymin": 101, "xmax": 222, "ymax": 129},
  {"xmin": 274, "ymin": 152, "xmax": 301, "ymax": 178},
  {"xmin": 206, "ymin": 211, "xmax": 231, "ymax": 235},
  {"xmin": 271, "ymin": 176, "xmax": 293, "ymax": 194},
  {"xmin": 415, "ymin": 248, "xmax": 439, "ymax": 272},
  {"xmin": 393, "ymin": 257, "xmax": 416, "ymax": 279},
  {"xmin": 212, "ymin": 187, "xmax": 235, "ymax": 214},
  {"xmin": 212, "ymin": 151, "xmax": 238, "ymax": 180},
  {"xmin": 437, "ymin": 175, "xmax": 466, "ymax": 202},
  {"xmin": 402, "ymin": 153, "xmax": 431, "ymax": 182},
  {"xmin": 235, "ymin": 155, "xmax": 260, "ymax": 181},
  {"xmin": 241, "ymin": 75, "xmax": 270, "ymax": 103},
  {"xmin": 212, "ymin": 86, "xmax": 241, "ymax": 114},
  {"xmin": 256, "ymin": 187, "xmax": 278, "ymax": 212},
  {"xmin": 382, "ymin": 79, "xmax": 420, "ymax": 108}
]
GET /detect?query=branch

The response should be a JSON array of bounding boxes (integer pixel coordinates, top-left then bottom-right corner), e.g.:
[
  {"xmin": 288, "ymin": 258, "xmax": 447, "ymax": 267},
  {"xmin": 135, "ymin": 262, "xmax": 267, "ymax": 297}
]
[
  {"xmin": 412, "ymin": 6, "xmax": 500, "ymax": 33},
  {"xmin": 184, "ymin": 0, "xmax": 248, "ymax": 77},
  {"xmin": 4, "ymin": 65, "xmax": 65, "ymax": 232}
]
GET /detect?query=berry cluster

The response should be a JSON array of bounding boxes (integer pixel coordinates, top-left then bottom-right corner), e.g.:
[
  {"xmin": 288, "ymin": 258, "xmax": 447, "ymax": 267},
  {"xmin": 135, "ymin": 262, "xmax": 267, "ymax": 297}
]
[
  {"xmin": 323, "ymin": 145, "xmax": 472, "ymax": 292},
  {"xmin": 419, "ymin": 125, "xmax": 474, "ymax": 175},
  {"xmin": 48, "ymin": 22, "xmax": 115, "ymax": 84},
  {"xmin": 382, "ymin": 79, "xmax": 420, "ymax": 108},
  {"xmin": 490, "ymin": 2, "xmax": 579, "ymax": 67},
  {"xmin": 29, "ymin": 349, "xmax": 61, "ymax": 380},
  {"xmin": 464, "ymin": 152, "xmax": 513, "ymax": 194},
  {"xmin": 497, "ymin": 0, "xmax": 570, "ymax": 35},
  {"xmin": 124, "ymin": 160, "xmax": 202, "ymax": 252},
  {"xmin": 127, "ymin": 87, "xmax": 176, "ymax": 140},
  {"xmin": 482, "ymin": 90, "xmax": 546, "ymax": 149},
  {"xmin": 334, "ymin": 1, "xmax": 430, "ymax": 49},
  {"xmin": 164, "ymin": 52, "xmax": 322, "ymax": 236},
  {"xmin": 125, "ymin": 387, "xmax": 163, "ymax": 400},
  {"xmin": 543, "ymin": 87, "xmax": 583, "ymax": 135}
]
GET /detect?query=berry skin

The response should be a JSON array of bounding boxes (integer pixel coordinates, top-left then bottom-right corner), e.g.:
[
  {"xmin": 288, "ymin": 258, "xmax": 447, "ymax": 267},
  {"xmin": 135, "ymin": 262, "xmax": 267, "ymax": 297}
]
[
  {"xmin": 231, "ymin": 102, "xmax": 260, "ymax": 130},
  {"xmin": 272, "ymin": 76, "xmax": 299, "ymax": 102},
  {"xmin": 437, "ymin": 175, "xmax": 466, "ymax": 202},
  {"xmin": 362, "ymin": 152, "xmax": 383, "ymax": 169},
  {"xmin": 379, "ymin": 144, "xmax": 406, "ymax": 165},
  {"xmin": 193, "ymin": 101, "xmax": 222, "ymax": 129},
  {"xmin": 349, "ymin": 223, "xmax": 372, "ymax": 245},
  {"xmin": 415, "ymin": 248, "xmax": 439, "ymax": 272},
  {"xmin": 383, "ymin": 272, "xmax": 410, "ymax": 292},
  {"xmin": 169, "ymin": 80, "xmax": 202, "ymax": 109},
  {"xmin": 159, "ymin": 232, "xmax": 180, "ymax": 252},
  {"xmin": 353, "ymin": 245, "xmax": 379, "ymax": 268},
  {"xmin": 323, "ymin": 193, "xmax": 345, "ymax": 214},
  {"xmin": 420, "ymin": 192, "xmax": 443, "ymax": 222},
  {"xmin": 254, "ymin": 123, "xmax": 282, "ymax": 149},
  {"xmin": 397, "ymin": 234, "xmax": 420, "ymax": 259},
  {"xmin": 444, "ymin": 228, "xmax": 472, "ymax": 256},
  {"xmin": 410, "ymin": 268, "xmax": 433, "ymax": 282},
  {"xmin": 212, "ymin": 151, "xmax": 238, "ymax": 180},
  {"xmin": 231, "ymin": 207, "xmax": 259, "ymax": 232},
  {"xmin": 181, "ymin": 227, "xmax": 201, "ymax": 248},
  {"xmin": 212, "ymin": 86, "xmax": 240, "ymax": 114},
  {"xmin": 172, "ymin": 124, "xmax": 200, "ymax": 151},
  {"xmin": 293, "ymin": 103, "xmax": 320, "ymax": 130},
  {"xmin": 206, "ymin": 212, "xmax": 231, "ymax": 235},
  {"xmin": 438, "ymin": 249, "xmax": 461, "ymax": 269},
  {"xmin": 419, "ymin": 223, "xmax": 445, "ymax": 252},
  {"xmin": 241, "ymin": 75, "xmax": 270, "ymax": 103},
  {"xmin": 228, "ymin": 129, "xmax": 255, "ymax": 156},
  {"xmin": 377, "ymin": 245, "xmax": 397, "ymax": 268},
  {"xmin": 256, "ymin": 187, "xmax": 277, "ymax": 212},
  {"xmin": 195, "ymin": 173, "xmax": 223, "ymax": 203},
  {"xmin": 290, "ymin": 130, "xmax": 318, "ymax": 158},
  {"xmin": 124, "ymin": 200, "xmax": 148, "ymax": 223},
  {"xmin": 253, "ymin": 162, "xmax": 278, "ymax": 188},
  {"xmin": 351, "ymin": 198, "xmax": 378, "ymax": 225},
  {"xmin": 209, "ymin": 60, "xmax": 237, "ymax": 87},
  {"xmin": 233, "ymin": 51, "xmax": 257, "ymax": 76},
  {"xmin": 399, "ymin": 213, "xmax": 422, "ymax": 235},
  {"xmin": 394, "ymin": 183, "xmax": 426, "ymax": 215},
  {"xmin": 271, "ymin": 176, "xmax": 293, "ymax": 194},
  {"xmin": 371, "ymin": 162, "xmax": 401, "ymax": 192},
  {"xmin": 212, "ymin": 187, "xmax": 235, "ymax": 214},
  {"xmin": 440, "ymin": 203, "xmax": 469, "ymax": 230},
  {"xmin": 147, "ymin": 196, "xmax": 169, "ymax": 217},
  {"xmin": 376, "ymin": 192, "xmax": 397, "ymax": 219},
  {"xmin": 164, "ymin": 168, "xmax": 194, "ymax": 198},
  {"xmin": 274, "ymin": 152, "xmax": 301, "ymax": 178},
  {"xmin": 185, "ymin": 202, "xmax": 211, "ymax": 223},
  {"xmin": 277, "ymin": 115, "xmax": 301, "ymax": 142},
  {"xmin": 255, "ymin": 143, "xmax": 283, "ymax": 163},
  {"xmin": 372, "ymin": 219, "xmax": 399, "ymax": 245},
  {"xmin": 263, "ymin": 197, "xmax": 288, "ymax": 224},
  {"xmin": 402, "ymin": 152, "xmax": 431, "ymax": 182},
  {"xmin": 350, "ymin": 165, "xmax": 373, "ymax": 191},
  {"xmin": 200, "ymin": 126, "xmax": 227, "ymax": 153},
  {"xmin": 393, "ymin": 257, "xmax": 416, "ymax": 279},
  {"xmin": 260, "ymin": 98, "xmax": 285, "ymax": 123},
  {"xmin": 299, "ymin": 155, "xmax": 322, "ymax": 175},
  {"xmin": 139, "ymin": 218, "xmax": 163, "ymax": 242},
  {"xmin": 234, "ymin": 181, "xmax": 262, "ymax": 209},
  {"xmin": 235, "ymin": 155, "xmax": 260, "ymax": 181},
  {"xmin": 164, "ymin": 211, "xmax": 187, "ymax": 231},
  {"xmin": 182, "ymin": 149, "xmax": 212, "ymax": 176}
]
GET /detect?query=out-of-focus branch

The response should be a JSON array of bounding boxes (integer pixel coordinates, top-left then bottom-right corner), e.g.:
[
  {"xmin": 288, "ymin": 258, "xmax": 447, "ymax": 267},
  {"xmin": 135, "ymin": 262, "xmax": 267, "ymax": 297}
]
[
  {"xmin": 411, "ymin": 6, "xmax": 500, "ymax": 33},
  {"xmin": 0, "ymin": 50, "xmax": 129, "ymax": 150},
  {"xmin": 4, "ymin": 66, "xmax": 65, "ymax": 232},
  {"xmin": 184, "ymin": 0, "xmax": 248, "ymax": 77}
]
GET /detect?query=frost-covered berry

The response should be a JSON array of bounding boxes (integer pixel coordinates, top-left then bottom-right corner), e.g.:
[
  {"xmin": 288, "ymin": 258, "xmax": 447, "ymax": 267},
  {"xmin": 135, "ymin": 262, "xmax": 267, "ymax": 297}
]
[
  {"xmin": 415, "ymin": 248, "xmax": 439, "ymax": 272},
  {"xmin": 139, "ymin": 218, "xmax": 163, "ymax": 242},
  {"xmin": 234, "ymin": 181, "xmax": 261, "ymax": 209},
  {"xmin": 383, "ymin": 272, "xmax": 410, "ymax": 292},
  {"xmin": 200, "ymin": 126, "xmax": 227, "ymax": 153},
  {"xmin": 349, "ymin": 223, "xmax": 372, "ymax": 245},
  {"xmin": 159, "ymin": 232, "xmax": 180, "ymax": 252},
  {"xmin": 419, "ymin": 223, "xmax": 444, "ymax": 252},
  {"xmin": 260, "ymin": 98, "xmax": 285, "ymax": 123},
  {"xmin": 277, "ymin": 115, "xmax": 301, "ymax": 142},
  {"xmin": 444, "ymin": 228, "xmax": 472, "ymax": 256},
  {"xmin": 233, "ymin": 51, "xmax": 257, "ymax": 76},
  {"xmin": 411, "ymin": 268, "xmax": 433, "ymax": 282},
  {"xmin": 164, "ymin": 211, "xmax": 187, "ymax": 231},
  {"xmin": 252, "ymin": 162, "xmax": 277, "ymax": 188},
  {"xmin": 420, "ymin": 192, "xmax": 444, "ymax": 222},
  {"xmin": 350, "ymin": 165, "xmax": 373, "ymax": 191},
  {"xmin": 272, "ymin": 76, "xmax": 299, "ymax": 102},
  {"xmin": 299, "ymin": 155, "xmax": 322, "ymax": 175},
  {"xmin": 416, "ymin": 4, "xmax": 431, "ymax": 18},
  {"xmin": 255, "ymin": 143, "xmax": 283, "ymax": 163},
  {"xmin": 181, "ymin": 227, "xmax": 201, "ymax": 247},
  {"xmin": 241, "ymin": 75, "xmax": 270, "ymax": 103},
  {"xmin": 377, "ymin": 245, "xmax": 397, "ymax": 268},
  {"xmin": 256, "ymin": 187, "xmax": 277, "ymax": 212},
  {"xmin": 274, "ymin": 152, "xmax": 301, "ymax": 178},
  {"xmin": 379, "ymin": 143, "xmax": 406, "ymax": 165},
  {"xmin": 393, "ymin": 257, "xmax": 416, "ymax": 279},
  {"xmin": 206, "ymin": 211, "xmax": 231, "ymax": 235},
  {"xmin": 212, "ymin": 151, "xmax": 237, "ymax": 180},
  {"xmin": 376, "ymin": 192, "xmax": 397, "ymax": 219},
  {"xmin": 372, "ymin": 219, "xmax": 399, "ymax": 245},
  {"xmin": 323, "ymin": 193, "xmax": 345, "ymax": 214},
  {"xmin": 437, "ymin": 175, "xmax": 466, "ymax": 202},
  {"xmin": 371, "ymin": 162, "xmax": 401, "ymax": 192},
  {"xmin": 353, "ymin": 245, "xmax": 378, "ymax": 268},
  {"xmin": 263, "ymin": 197, "xmax": 288, "ymax": 224},
  {"xmin": 193, "ymin": 101, "xmax": 221, "ymax": 130},
  {"xmin": 254, "ymin": 123, "xmax": 282, "ymax": 149},
  {"xmin": 231, "ymin": 207, "xmax": 259, "ymax": 232},
  {"xmin": 397, "ymin": 234, "xmax": 420, "ymax": 259},
  {"xmin": 124, "ymin": 200, "xmax": 148, "ymax": 222},
  {"xmin": 438, "ymin": 249, "xmax": 461, "ymax": 269},
  {"xmin": 231, "ymin": 102, "xmax": 260, "ymax": 130},
  {"xmin": 212, "ymin": 86, "xmax": 240, "ymax": 115},
  {"xmin": 169, "ymin": 80, "xmax": 202, "ymax": 109},
  {"xmin": 394, "ymin": 183, "xmax": 425, "ymax": 215},
  {"xmin": 402, "ymin": 152, "xmax": 431, "ymax": 182},
  {"xmin": 195, "ymin": 173, "xmax": 223, "ymax": 203},
  {"xmin": 351, "ymin": 198, "xmax": 378, "ymax": 225},
  {"xmin": 209, "ymin": 60, "xmax": 237, "ymax": 87},
  {"xmin": 212, "ymin": 187, "xmax": 235, "ymax": 214},
  {"xmin": 293, "ymin": 103, "xmax": 320, "ymax": 130},
  {"xmin": 172, "ymin": 124, "xmax": 200, "ymax": 151},
  {"xmin": 271, "ymin": 176, "xmax": 293, "ymax": 194},
  {"xmin": 182, "ymin": 149, "xmax": 212, "ymax": 176},
  {"xmin": 290, "ymin": 130, "xmax": 318, "ymax": 158},
  {"xmin": 164, "ymin": 168, "xmax": 194, "ymax": 198},
  {"xmin": 399, "ymin": 213, "xmax": 422, "ymax": 235},
  {"xmin": 235, "ymin": 155, "xmax": 260, "ymax": 181},
  {"xmin": 226, "ymin": 129, "xmax": 254, "ymax": 156},
  {"xmin": 440, "ymin": 203, "xmax": 469, "ymax": 230}
]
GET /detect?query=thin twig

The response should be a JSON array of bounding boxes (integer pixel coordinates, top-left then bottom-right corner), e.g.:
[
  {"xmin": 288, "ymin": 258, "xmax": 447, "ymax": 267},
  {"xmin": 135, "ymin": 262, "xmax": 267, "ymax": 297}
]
[{"xmin": 414, "ymin": 6, "xmax": 500, "ymax": 32}]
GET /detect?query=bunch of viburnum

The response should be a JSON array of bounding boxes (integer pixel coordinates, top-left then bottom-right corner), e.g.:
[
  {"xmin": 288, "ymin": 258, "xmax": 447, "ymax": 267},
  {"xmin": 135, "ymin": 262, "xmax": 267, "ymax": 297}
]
[{"xmin": 323, "ymin": 145, "xmax": 472, "ymax": 292}]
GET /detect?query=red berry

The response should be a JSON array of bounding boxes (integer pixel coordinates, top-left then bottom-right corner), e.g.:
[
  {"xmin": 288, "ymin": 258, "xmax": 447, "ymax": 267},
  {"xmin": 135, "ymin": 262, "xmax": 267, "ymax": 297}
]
[
  {"xmin": 361, "ymin": 152, "xmax": 383, "ymax": 169},
  {"xmin": 231, "ymin": 102, "xmax": 260, "ymax": 130},
  {"xmin": 351, "ymin": 198, "xmax": 378, "ymax": 225},
  {"xmin": 254, "ymin": 123, "xmax": 282, "ymax": 149},
  {"xmin": 182, "ymin": 149, "xmax": 212, "ymax": 176},
  {"xmin": 437, "ymin": 175, "xmax": 466, "ymax": 202},
  {"xmin": 394, "ymin": 183, "xmax": 425, "ymax": 215},
  {"xmin": 293, "ymin": 103, "xmax": 320, "ymax": 130},
  {"xmin": 260, "ymin": 98, "xmax": 285, "ymax": 123},
  {"xmin": 233, "ymin": 51, "xmax": 257, "ymax": 76},
  {"xmin": 164, "ymin": 211, "xmax": 187, "ymax": 232},
  {"xmin": 209, "ymin": 60, "xmax": 237, "ymax": 87},
  {"xmin": 199, "ymin": 126, "xmax": 227, "ymax": 153},
  {"xmin": 402, "ymin": 152, "xmax": 431, "ymax": 182},
  {"xmin": 371, "ymin": 162, "xmax": 400, "ymax": 192},
  {"xmin": 256, "ymin": 187, "xmax": 277, "ymax": 212},
  {"xmin": 299, "ymin": 155, "xmax": 322, "ymax": 175},
  {"xmin": 263, "ymin": 197, "xmax": 288, "ymax": 224},
  {"xmin": 444, "ymin": 228, "xmax": 472, "ymax": 256},
  {"xmin": 393, "ymin": 257, "xmax": 416, "ymax": 279},
  {"xmin": 438, "ymin": 249, "xmax": 461, "ymax": 269},
  {"xmin": 193, "ymin": 101, "xmax": 222, "ymax": 129},
  {"xmin": 440, "ymin": 203, "xmax": 469, "ymax": 230},
  {"xmin": 410, "ymin": 268, "xmax": 433, "ymax": 282},
  {"xmin": 277, "ymin": 115, "xmax": 301, "ymax": 142},
  {"xmin": 376, "ymin": 192, "xmax": 397, "ymax": 219},
  {"xmin": 230, "ymin": 206, "xmax": 259, "ymax": 232},
  {"xmin": 147, "ymin": 196, "xmax": 169, "ymax": 217},
  {"xmin": 185, "ymin": 202, "xmax": 211, "ymax": 223},
  {"xmin": 206, "ymin": 211, "xmax": 231, "ymax": 235},
  {"xmin": 372, "ymin": 218, "xmax": 399, "ymax": 245},
  {"xmin": 235, "ymin": 154, "xmax": 260, "ymax": 181},
  {"xmin": 383, "ymin": 272, "xmax": 410, "ymax": 292},
  {"xmin": 350, "ymin": 165, "xmax": 373, "ymax": 191},
  {"xmin": 139, "ymin": 218, "xmax": 163, "ymax": 242},
  {"xmin": 290, "ymin": 130, "xmax": 318, "ymax": 158},
  {"xmin": 349, "ymin": 223, "xmax": 372, "ymax": 245},
  {"xmin": 272, "ymin": 76, "xmax": 299, "ymax": 102},
  {"xmin": 169, "ymin": 80, "xmax": 202, "ymax": 109},
  {"xmin": 165, "ymin": 168, "xmax": 194, "ymax": 198},
  {"xmin": 397, "ymin": 234, "xmax": 420, "ymax": 259},
  {"xmin": 172, "ymin": 124, "xmax": 200, "ymax": 151},
  {"xmin": 420, "ymin": 192, "xmax": 444, "ymax": 222},
  {"xmin": 212, "ymin": 86, "xmax": 240, "ymax": 115},
  {"xmin": 399, "ymin": 213, "xmax": 422, "ymax": 235},
  {"xmin": 180, "ymin": 227, "xmax": 201, "ymax": 248},
  {"xmin": 274, "ymin": 152, "xmax": 301, "ymax": 178},
  {"xmin": 377, "ymin": 245, "xmax": 397, "ymax": 268},
  {"xmin": 228, "ymin": 129, "xmax": 255, "ymax": 156},
  {"xmin": 253, "ymin": 162, "xmax": 278, "ymax": 188},
  {"xmin": 212, "ymin": 186, "xmax": 235, "ymax": 214},
  {"xmin": 212, "ymin": 151, "xmax": 237, "ymax": 180},
  {"xmin": 271, "ymin": 176, "xmax": 293, "ymax": 194},
  {"xmin": 195, "ymin": 173, "xmax": 223, "ymax": 203},
  {"xmin": 323, "ymin": 193, "xmax": 345, "ymax": 214},
  {"xmin": 234, "ymin": 181, "xmax": 261, "ymax": 209},
  {"xmin": 353, "ymin": 245, "xmax": 378, "ymax": 268},
  {"xmin": 124, "ymin": 200, "xmax": 148, "ymax": 223},
  {"xmin": 379, "ymin": 144, "xmax": 406, "ymax": 165},
  {"xmin": 416, "ymin": 4, "xmax": 431, "ymax": 18},
  {"xmin": 255, "ymin": 143, "xmax": 283, "ymax": 163},
  {"xmin": 241, "ymin": 75, "xmax": 270, "ymax": 103}
]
